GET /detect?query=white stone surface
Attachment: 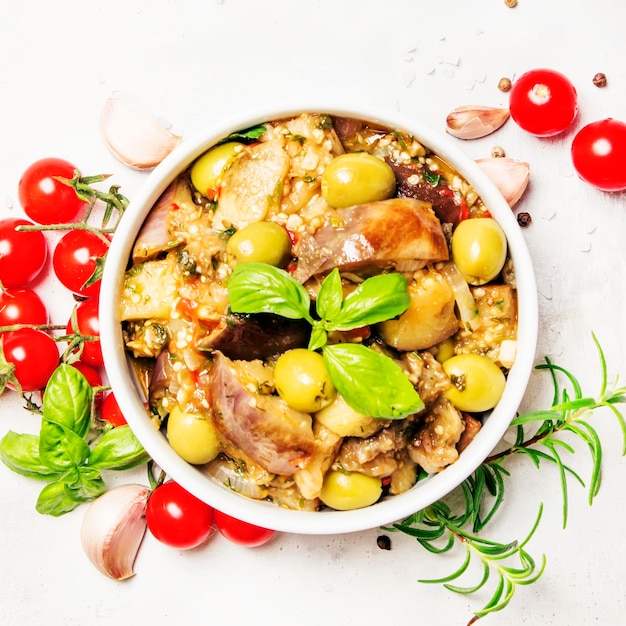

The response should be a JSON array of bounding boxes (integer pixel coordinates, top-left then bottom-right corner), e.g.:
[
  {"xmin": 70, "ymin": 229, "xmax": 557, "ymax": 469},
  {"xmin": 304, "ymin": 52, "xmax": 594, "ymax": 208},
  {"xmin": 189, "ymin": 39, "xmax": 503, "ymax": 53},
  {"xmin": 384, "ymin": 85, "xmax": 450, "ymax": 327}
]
[{"xmin": 1, "ymin": 1, "xmax": 625, "ymax": 624}]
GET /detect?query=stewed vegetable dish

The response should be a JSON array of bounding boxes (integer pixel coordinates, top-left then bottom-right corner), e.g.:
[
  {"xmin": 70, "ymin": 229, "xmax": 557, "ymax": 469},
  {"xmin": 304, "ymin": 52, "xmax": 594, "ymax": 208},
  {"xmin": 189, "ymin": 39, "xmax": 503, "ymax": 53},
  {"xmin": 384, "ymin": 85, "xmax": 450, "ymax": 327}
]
[{"xmin": 120, "ymin": 113, "xmax": 518, "ymax": 512}]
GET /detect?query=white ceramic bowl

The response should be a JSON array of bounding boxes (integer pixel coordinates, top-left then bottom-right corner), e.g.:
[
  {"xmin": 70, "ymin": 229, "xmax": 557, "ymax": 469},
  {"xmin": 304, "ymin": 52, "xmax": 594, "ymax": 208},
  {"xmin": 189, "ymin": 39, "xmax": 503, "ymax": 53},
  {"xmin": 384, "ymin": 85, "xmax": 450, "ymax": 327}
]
[{"xmin": 100, "ymin": 103, "xmax": 538, "ymax": 535}]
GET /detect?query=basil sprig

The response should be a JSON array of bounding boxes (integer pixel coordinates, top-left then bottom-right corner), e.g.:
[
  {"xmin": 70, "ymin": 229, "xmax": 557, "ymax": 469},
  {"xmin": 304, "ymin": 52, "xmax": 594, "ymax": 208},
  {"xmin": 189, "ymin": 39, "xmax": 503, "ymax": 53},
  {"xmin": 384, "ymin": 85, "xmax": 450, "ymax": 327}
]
[
  {"xmin": 227, "ymin": 263, "xmax": 424, "ymax": 419},
  {"xmin": 0, "ymin": 364, "xmax": 149, "ymax": 516}
]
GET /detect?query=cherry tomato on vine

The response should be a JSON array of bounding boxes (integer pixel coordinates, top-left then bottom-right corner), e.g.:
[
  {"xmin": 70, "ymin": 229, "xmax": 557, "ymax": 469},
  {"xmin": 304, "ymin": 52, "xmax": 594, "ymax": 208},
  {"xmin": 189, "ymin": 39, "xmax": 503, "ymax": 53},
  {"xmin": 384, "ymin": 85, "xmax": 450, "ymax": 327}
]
[
  {"xmin": 571, "ymin": 118, "xmax": 626, "ymax": 192},
  {"xmin": 213, "ymin": 510, "xmax": 275, "ymax": 547},
  {"xmin": 1, "ymin": 328, "xmax": 59, "ymax": 391},
  {"xmin": 18, "ymin": 157, "xmax": 87, "ymax": 225},
  {"xmin": 0, "ymin": 218, "xmax": 48, "ymax": 288},
  {"xmin": 100, "ymin": 392, "xmax": 127, "ymax": 427},
  {"xmin": 70, "ymin": 362, "xmax": 104, "ymax": 410},
  {"xmin": 53, "ymin": 230, "xmax": 109, "ymax": 297},
  {"xmin": 145, "ymin": 481, "xmax": 214, "ymax": 550},
  {"xmin": 0, "ymin": 288, "xmax": 48, "ymax": 327},
  {"xmin": 509, "ymin": 68, "xmax": 578, "ymax": 137},
  {"xmin": 67, "ymin": 298, "xmax": 103, "ymax": 366}
]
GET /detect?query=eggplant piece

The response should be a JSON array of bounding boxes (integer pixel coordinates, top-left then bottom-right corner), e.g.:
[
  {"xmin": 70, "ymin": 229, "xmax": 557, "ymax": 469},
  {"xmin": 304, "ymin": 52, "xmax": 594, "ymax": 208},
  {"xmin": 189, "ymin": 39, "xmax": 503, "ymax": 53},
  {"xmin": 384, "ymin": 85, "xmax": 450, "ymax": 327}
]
[
  {"xmin": 291, "ymin": 197, "xmax": 449, "ymax": 282},
  {"xmin": 197, "ymin": 313, "xmax": 310, "ymax": 360},
  {"xmin": 208, "ymin": 352, "xmax": 317, "ymax": 475},
  {"xmin": 131, "ymin": 177, "xmax": 191, "ymax": 263},
  {"xmin": 387, "ymin": 161, "xmax": 465, "ymax": 226}
]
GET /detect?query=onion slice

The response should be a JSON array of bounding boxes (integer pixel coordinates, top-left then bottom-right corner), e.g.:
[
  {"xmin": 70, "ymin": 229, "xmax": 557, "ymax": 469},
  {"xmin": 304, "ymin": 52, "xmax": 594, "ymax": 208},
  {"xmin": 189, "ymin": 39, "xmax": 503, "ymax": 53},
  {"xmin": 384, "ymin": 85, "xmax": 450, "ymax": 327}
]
[{"xmin": 440, "ymin": 262, "xmax": 482, "ymax": 331}]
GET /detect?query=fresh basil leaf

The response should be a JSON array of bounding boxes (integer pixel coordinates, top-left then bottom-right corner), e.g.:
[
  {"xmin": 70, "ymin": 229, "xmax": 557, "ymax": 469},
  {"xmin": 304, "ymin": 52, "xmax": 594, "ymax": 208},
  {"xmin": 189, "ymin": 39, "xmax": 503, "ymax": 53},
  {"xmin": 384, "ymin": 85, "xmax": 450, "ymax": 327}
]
[
  {"xmin": 0, "ymin": 432, "xmax": 64, "ymax": 480},
  {"xmin": 228, "ymin": 262, "xmax": 312, "ymax": 321},
  {"xmin": 333, "ymin": 273, "xmax": 411, "ymax": 331},
  {"xmin": 87, "ymin": 425, "xmax": 150, "ymax": 471},
  {"xmin": 35, "ymin": 478, "xmax": 83, "ymax": 516},
  {"xmin": 323, "ymin": 343, "xmax": 424, "ymax": 419},
  {"xmin": 308, "ymin": 325, "xmax": 328, "ymax": 352},
  {"xmin": 43, "ymin": 364, "xmax": 93, "ymax": 438},
  {"xmin": 65, "ymin": 466, "xmax": 106, "ymax": 502},
  {"xmin": 225, "ymin": 124, "xmax": 266, "ymax": 143},
  {"xmin": 39, "ymin": 421, "xmax": 90, "ymax": 470},
  {"xmin": 316, "ymin": 268, "xmax": 343, "ymax": 321}
]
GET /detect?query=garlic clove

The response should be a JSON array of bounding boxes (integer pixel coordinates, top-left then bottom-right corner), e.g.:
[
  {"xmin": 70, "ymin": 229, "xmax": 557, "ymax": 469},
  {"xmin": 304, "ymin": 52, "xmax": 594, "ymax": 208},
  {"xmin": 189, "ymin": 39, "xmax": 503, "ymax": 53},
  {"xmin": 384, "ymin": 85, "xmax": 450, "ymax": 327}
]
[
  {"xmin": 475, "ymin": 157, "xmax": 530, "ymax": 208},
  {"xmin": 446, "ymin": 105, "xmax": 510, "ymax": 140},
  {"xmin": 80, "ymin": 483, "xmax": 150, "ymax": 580},
  {"xmin": 100, "ymin": 92, "xmax": 182, "ymax": 169}
]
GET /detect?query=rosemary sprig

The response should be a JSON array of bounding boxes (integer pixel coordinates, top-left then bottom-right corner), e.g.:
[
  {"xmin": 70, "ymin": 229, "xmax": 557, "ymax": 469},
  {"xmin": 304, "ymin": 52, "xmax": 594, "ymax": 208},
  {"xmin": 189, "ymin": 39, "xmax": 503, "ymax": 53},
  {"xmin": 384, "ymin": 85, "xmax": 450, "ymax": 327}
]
[
  {"xmin": 389, "ymin": 333, "xmax": 626, "ymax": 622},
  {"xmin": 491, "ymin": 332, "xmax": 626, "ymax": 527}
]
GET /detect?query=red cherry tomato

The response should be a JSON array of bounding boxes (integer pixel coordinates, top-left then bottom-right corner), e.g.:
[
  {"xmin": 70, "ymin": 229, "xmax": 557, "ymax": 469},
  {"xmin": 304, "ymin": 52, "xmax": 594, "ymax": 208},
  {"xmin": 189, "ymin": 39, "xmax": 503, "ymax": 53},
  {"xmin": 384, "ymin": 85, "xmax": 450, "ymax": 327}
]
[
  {"xmin": 213, "ymin": 509, "xmax": 275, "ymax": 547},
  {"xmin": 18, "ymin": 157, "xmax": 87, "ymax": 225},
  {"xmin": 2, "ymin": 328, "xmax": 59, "ymax": 391},
  {"xmin": 100, "ymin": 392, "xmax": 127, "ymax": 427},
  {"xmin": 145, "ymin": 481, "xmax": 214, "ymax": 550},
  {"xmin": 509, "ymin": 68, "xmax": 578, "ymax": 137},
  {"xmin": 66, "ymin": 299, "xmax": 103, "ymax": 366},
  {"xmin": 0, "ymin": 288, "xmax": 48, "ymax": 327},
  {"xmin": 70, "ymin": 362, "xmax": 104, "ymax": 410},
  {"xmin": 571, "ymin": 118, "xmax": 626, "ymax": 192},
  {"xmin": 0, "ymin": 218, "xmax": 48, "ymax": 288},
  {"xmin": 53, "ymin": 230, "xmax": 109, "ymax": 297}
]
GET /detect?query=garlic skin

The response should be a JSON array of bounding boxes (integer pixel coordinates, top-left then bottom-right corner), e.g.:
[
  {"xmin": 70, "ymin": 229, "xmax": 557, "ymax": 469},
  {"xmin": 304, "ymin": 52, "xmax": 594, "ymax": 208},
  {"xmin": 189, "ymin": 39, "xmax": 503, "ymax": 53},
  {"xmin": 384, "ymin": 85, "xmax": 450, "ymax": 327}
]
[
  {"xmin": 101, "ymin": 92, "xmax": 182, "ymax": 169},
  {"xmin": 80, "ymin": 483, "xmax": 150, "ymax": 580},
  {"xmin": 446, "ymin": 105, "xmax": 510, "ymax": 140},
  {"xmin": 475, "ymin": 157, "xmax": 530, "ymax": 208}
]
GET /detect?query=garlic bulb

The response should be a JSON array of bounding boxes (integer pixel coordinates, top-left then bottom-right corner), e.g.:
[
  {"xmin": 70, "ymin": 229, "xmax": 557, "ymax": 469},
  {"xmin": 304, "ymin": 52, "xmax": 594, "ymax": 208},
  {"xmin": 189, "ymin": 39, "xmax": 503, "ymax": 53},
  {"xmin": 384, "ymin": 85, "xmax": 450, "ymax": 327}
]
[
  {"xmin": 446, "ymin": 105, "xmax": 510, "ymax": 140},
  {"xmin": 80, "ymin": 483, "xmax": 150, "ymax": 580},
  {"xmin": 101, "ymin": 92, "xmax": 182, "ymax": 169},
  {"xmin": 475, "ymin": 157, "xmax": 530, "ymax": 208}
]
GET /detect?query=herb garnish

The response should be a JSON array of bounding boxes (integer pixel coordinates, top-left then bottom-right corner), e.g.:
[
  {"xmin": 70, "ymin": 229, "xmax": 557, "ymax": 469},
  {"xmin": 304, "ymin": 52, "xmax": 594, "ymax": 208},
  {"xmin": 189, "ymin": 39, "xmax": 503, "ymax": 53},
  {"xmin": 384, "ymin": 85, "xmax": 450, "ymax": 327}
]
[
  {"xmin": 387, "ymin": 334, "xmax": 626, "ymax": 622},
  {"xmin": 0, "ymin": 364, "xmax": 149, "ymax": 516},
  {"xmin": 227, "ymin": 262, "xmax": 424, "ymax": 419}
]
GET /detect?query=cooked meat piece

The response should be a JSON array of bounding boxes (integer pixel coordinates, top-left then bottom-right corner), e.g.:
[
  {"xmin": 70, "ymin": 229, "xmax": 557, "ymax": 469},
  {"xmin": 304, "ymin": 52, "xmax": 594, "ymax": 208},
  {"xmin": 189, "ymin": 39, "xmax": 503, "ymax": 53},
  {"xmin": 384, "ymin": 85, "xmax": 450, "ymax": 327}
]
[
  {"xmin": 207, "ymin": 352, "xmax": 317, "ymax": 475},
  {"xmin": 334, "ymin": 421, "xmax": 411, "ymax": 477},
  {"xmin": 291, "ymin": 198, "xmax": 449, "ymax": 282},
  {"xmin": 388, "ymin": 450, "xmax": 418, "ymax": 495},
  {"xmin": 388, "ymin": 161, "xmax": 465, "ymax": 226},
  {"xmin": 409, "ymin": 396, "xmax": 465, "ymax": 474},
  {"xmin": 402, "ymin": 351, "xmax": 452, "ymax": 408},
  {"xmin": 457, "ymin": 414, "xmax": 482, "ymax": 454},
  {"xmin": 293, "ymin": 422, "xmax": 343, "ymax": 500},
  {"xmin": 197, "ymin": 313, "xmax": 310, "ymax": 360}
]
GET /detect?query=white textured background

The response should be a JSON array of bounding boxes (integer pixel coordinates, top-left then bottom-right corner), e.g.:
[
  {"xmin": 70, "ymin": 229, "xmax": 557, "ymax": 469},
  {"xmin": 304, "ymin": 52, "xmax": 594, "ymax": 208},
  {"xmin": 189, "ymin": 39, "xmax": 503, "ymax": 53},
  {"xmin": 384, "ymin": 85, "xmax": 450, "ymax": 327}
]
[{"xmin": 1, "ymin": 1, "xmax": 625, "ymax": 624}]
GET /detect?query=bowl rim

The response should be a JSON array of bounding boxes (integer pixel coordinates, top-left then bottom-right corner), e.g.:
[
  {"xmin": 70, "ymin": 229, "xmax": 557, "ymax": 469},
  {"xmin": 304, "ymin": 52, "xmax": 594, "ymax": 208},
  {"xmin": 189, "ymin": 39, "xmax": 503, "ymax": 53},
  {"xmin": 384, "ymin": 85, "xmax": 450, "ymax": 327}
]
[{"xmin": 100, "ymin": 102, "xmax": 538, "ymax": 535}]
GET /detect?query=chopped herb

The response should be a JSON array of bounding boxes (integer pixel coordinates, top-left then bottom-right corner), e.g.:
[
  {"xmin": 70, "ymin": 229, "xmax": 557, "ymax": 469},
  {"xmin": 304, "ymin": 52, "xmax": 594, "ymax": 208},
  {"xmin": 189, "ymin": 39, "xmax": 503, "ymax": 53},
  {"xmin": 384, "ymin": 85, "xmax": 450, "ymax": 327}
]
[{"xmin": 423, "ymin": 169, "xmax": 441, "ymax": 186}]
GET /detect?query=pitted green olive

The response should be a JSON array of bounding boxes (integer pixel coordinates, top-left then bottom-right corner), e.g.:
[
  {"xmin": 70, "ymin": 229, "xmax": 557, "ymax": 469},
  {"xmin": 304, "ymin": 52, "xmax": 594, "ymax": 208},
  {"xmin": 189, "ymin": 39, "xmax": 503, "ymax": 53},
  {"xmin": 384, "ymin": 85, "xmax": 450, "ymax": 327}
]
[
  {"xmin": 443, "ymin": 353, "xmax": 506, "ymax": 412},
  {"xmin": 451, "ymin": 217, "xmax": 507, "ymax": 285},
  {"xmin": 166, "ymin": 406, "xmax": 220, "ymax": 465},
  {"xmin": 190, "ymin": 142, "xmax": 243, "ymax": 199},
  {"xmin": 274, "ymin": 348, "xmax": 336, "ymax": 413},
  {"xmin": 321, "ymin": 152, "xmax": 396, "ymax": 208},
  {"xmin": 227, "ymin": 221, "xmax": 291, "ymax": 267},
  {"xmin": 319, "ymin": 470, "xmax": 383, "ymax": 510}
]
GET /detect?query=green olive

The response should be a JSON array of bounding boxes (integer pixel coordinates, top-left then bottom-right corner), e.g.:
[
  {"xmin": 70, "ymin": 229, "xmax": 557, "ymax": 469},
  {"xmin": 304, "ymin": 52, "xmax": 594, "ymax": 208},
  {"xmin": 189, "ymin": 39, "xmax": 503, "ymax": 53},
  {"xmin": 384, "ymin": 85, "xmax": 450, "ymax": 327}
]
[
  {"xmin": 226, "ymin": 221, "xmax": 292, "ymax": 267},
  {"xmin": 443, "ymin": 353, "xmax": 506, "ymax": 413},
  {"xmin": 435, "ymin": 337, "xmax": 455, "ymax": 363},
  {"xmin": 190, "ymin": 142, "xmax": 243, "ymax": 199},
  {"xmin": 166, "ymin": 406, "xmax": 220, "ymax": 465},
  {"xmin": 319, "ymin": 470, "xmax": 383, "ymax": 510},
  {"xmin": 274, "ymin": 348, "xmax": 336, "ymax": 413},
  {"xmin": 451, "ymin": 217, "xmax": 507, "ymax": 285},
  {"xmin": 321, "ymin": 152, "xmax": 396, "ymax": 208}
]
